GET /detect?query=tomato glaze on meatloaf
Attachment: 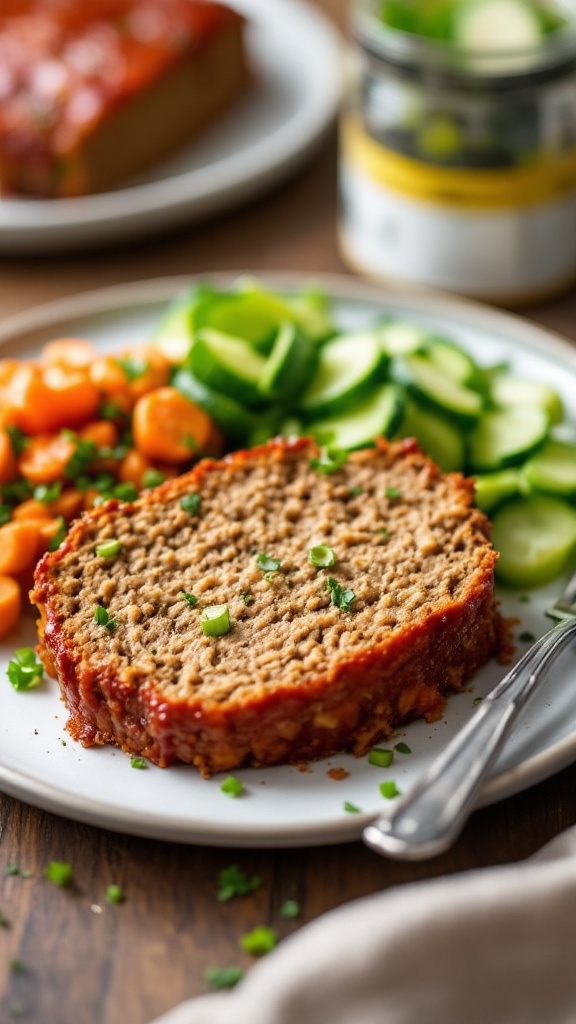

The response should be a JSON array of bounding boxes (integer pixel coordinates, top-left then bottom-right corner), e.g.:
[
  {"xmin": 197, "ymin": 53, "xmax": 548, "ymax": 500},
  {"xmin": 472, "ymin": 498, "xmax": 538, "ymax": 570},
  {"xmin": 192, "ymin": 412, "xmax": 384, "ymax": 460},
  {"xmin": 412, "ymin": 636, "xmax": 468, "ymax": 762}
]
[{"xmin": 31, "ymin": 437, "xmax": 499, "ymax": 776}]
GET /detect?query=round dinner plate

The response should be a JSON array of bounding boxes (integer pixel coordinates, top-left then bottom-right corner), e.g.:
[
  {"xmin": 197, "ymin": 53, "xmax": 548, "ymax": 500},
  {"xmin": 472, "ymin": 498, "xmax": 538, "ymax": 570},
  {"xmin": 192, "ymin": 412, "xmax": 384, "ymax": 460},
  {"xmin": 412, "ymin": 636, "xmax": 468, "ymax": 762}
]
[
  {"xmin": 0, "ymin": 0, "xmax": 342, "ymax": 254},
  {"xmin": 1, "ymin": 272, "xmax": 576, "ymax": 848}
]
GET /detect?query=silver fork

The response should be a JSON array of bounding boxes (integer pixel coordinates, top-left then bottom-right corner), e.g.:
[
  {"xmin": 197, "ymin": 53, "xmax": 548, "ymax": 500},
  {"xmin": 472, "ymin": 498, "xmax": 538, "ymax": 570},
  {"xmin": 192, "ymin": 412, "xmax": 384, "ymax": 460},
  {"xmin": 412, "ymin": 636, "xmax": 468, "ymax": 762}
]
[{"xmin": 363, "ymin": 568, "xmax": 576, "ymax": 861}]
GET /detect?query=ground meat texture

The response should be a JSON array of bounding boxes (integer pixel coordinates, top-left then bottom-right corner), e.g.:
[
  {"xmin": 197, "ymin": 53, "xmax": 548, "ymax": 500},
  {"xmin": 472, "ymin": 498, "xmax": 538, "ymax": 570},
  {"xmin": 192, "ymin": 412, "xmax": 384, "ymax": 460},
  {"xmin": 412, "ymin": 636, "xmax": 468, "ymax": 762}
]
[{"xmin": 31, "ymin": 437, "xmax": 500, "ymax": 776}]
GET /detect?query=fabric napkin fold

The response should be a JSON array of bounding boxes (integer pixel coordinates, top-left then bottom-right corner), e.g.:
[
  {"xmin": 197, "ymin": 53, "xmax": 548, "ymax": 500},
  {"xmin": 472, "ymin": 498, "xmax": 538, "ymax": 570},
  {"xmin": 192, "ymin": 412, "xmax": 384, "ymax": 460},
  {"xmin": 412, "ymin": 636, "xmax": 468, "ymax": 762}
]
[{"xmin": 151, "ymin": 825, "xmax": 576, "ymax": 1024}]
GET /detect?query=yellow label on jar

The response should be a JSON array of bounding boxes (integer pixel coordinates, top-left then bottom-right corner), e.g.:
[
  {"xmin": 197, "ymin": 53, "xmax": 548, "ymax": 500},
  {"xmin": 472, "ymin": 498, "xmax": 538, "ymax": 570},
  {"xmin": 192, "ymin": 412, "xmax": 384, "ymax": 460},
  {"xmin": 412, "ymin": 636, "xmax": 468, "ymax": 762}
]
[{"xmin": 342, "ymin": 116, "xmax": 576, "ymax": 211}]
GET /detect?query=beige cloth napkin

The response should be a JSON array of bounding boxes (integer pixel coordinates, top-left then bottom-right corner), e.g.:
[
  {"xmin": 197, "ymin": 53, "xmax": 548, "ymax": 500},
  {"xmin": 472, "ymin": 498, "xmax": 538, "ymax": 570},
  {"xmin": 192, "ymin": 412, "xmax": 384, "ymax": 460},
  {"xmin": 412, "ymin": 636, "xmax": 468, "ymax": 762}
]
[{"xmin": 151, "ymin": 826, "xmax": 576, "ymax": 1024}]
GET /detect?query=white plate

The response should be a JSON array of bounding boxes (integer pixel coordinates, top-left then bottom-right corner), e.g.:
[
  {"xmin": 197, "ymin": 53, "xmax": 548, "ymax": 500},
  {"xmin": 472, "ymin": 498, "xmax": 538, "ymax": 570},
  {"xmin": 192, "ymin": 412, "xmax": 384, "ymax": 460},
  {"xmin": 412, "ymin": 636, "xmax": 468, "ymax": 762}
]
[
  {"xmin": 0, "ymin": 0, "xmax": 342, "ymax": 254},
  {"xmin": 1, "ymin": 272, "xmax": 576, "ymax": 848}
]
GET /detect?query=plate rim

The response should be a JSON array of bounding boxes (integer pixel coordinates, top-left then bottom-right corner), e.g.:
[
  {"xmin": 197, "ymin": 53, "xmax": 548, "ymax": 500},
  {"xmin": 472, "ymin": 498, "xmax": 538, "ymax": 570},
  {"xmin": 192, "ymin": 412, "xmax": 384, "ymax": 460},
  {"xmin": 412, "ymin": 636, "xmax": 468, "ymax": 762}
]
[{"xmin": 1, "ymin": 270, "xmax": 576, "ymax": 847}]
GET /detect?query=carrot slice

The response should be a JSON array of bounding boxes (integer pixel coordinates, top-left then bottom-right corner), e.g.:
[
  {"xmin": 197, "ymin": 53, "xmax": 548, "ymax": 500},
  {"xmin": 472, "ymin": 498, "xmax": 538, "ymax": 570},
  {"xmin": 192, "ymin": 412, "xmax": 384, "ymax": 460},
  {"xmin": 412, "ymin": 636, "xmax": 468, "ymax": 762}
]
[
  {"xmin": 12, "ymin": 499, "xmax": 52, "ymax": 522},
  {"xmin": 117, "ymin": 346, "xmax": 171, "ymax": 401},
  {"xmin": 0, "ymin": 521, "xmax": 43, "ymax": 574},
  {"xmin": 40, "ymin": 338, "xmax": 97, "ymax": 369},
  {"xmin": 50, "ymin": 487, "xmax": 84, "ymax": 521},
  {"xmin": 0, "ymin": 575, "xmax": 21, "ymax": 638},
  {"xmin": 132, "ymin": 387, "xmax": 213, "ymax": 464},
  {"xmin": 118, "ymin": 448, "xmax": 152, "ymax": 487},
  {"xmin": 0, "ymin": 429, "xmax": 18, "ymax": 483},
  {"xmin": 18, "ymin": 433, "xmax": 76, "ymax": 485},
  {"xmin": 78, "ymin": 420, "xmax": 119, "ymax": 449}
]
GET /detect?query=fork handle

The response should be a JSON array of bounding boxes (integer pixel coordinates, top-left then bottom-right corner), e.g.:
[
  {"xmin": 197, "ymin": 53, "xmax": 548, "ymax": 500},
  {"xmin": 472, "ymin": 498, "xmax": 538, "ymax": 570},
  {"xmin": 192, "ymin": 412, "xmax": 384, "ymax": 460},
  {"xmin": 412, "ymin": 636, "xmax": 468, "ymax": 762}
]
[{"xmin": 363, "ymin": 617, "xmax": 576, "ymax": 861}]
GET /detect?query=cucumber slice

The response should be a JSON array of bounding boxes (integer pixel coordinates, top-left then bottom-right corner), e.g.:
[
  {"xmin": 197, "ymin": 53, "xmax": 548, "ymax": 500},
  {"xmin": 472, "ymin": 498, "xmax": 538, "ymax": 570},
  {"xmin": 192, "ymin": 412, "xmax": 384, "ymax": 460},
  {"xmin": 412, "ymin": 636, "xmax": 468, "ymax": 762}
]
[
  {"xmin": 473, "ymin": 468, "xmax": 523, "ymax": 513},
  {"xmin": 258, "ymin": 323, "xmax": 318, "ymax": 402},
  {"xmin": 299, "ymin": 332, "xmax": 385, "ymax": 419},
  {"xmin": 392, "ymin": 354, "xmax": 483, "ymax": 426},
  {"xmin": 188, "ymin": 329, "xmax": 267, "ymax": 407},
  {"xmin": 151, "ymin": 283, "xmax": 215, "ymax": 363},
  {"xmin": 288, "ymin": 287, "xmax": 335, "ymax": 343},
  {"xmin": 193, "ymin": 288, "xmax": 299, "ymax": 350},
  {"xmin": 453, "ymin": 0, "xmax": 543, "ymax": 53},
  {"xmin": 378, "ymin": 321, "xmax": 428, "ymax": 357},
  {"xmin": 469, "ymin": 405, "xmax": 549, "ymax": 471},
  {"xmin": 522, "ymin": 438, "xmax": 576, "ymax": 497},
  {"xmin": 492, "ymin": 495, "xmax": 576, "ymax": 588},
  {"xmin": 424, "ymin": 339, "xmax": 478, "ymax": 386},
  {"xmin": 490, "ymin": 374, "xmax": 564, "ymax": 425},
  {"xmin": 172, "ymin": 368, "xmax": 256, "ymax": 441},
  {"xmin": 308, "ymin": 383, "xmax": 404, "ymax": 451},
  {"xmin": 397, "ymin": 400, "xmax": 466, "ymax": 471}
]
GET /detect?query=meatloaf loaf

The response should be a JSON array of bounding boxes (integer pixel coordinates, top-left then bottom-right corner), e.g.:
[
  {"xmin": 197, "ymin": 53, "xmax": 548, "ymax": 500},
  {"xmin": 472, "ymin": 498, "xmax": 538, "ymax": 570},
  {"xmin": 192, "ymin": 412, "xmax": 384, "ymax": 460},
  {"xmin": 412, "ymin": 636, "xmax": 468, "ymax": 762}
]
[
  {"xmin": 31, "ymin": 437, "xmax": 499, "ymax": 776},
  {"xmin": 0, "ymin": 0, "xmax": 248, "ymax": 198}
]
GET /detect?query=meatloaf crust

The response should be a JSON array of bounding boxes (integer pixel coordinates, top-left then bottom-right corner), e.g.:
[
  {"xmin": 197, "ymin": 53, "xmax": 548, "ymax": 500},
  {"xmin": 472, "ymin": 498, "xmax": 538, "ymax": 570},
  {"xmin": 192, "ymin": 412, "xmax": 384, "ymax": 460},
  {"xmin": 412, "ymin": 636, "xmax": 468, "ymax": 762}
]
[
  {"xmin": 31, "ymin": 437, "xmax": 499, "ymax": 776},
  {"xmin": 0, "ymin": 0, "xmax": 248, "ymax": 198}
]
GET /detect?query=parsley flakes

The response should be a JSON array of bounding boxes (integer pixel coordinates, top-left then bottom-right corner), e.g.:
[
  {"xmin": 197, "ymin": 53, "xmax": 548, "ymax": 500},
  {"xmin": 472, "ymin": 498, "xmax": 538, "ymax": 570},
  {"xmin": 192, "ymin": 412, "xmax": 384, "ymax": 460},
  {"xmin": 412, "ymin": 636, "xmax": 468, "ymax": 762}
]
[
  {"xmin": 217, "ymin": 865, "xmax": 261, "ymax": 902},
  {"xmin": 325, "ymin": 576, "xmax": 356, "ymax": 612}
]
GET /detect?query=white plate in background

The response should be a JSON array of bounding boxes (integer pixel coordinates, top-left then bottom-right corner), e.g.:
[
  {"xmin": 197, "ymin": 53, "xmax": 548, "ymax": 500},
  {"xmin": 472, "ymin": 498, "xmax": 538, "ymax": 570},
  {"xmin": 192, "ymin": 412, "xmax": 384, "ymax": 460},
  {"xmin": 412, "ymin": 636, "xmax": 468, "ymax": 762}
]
[
  {"xmin": 0, "ymin": 0, "xmax": 342, "ymax": 254},
  {"xmin": 0, "ymin": 272, "xmax": 575, "ymax": 847}
]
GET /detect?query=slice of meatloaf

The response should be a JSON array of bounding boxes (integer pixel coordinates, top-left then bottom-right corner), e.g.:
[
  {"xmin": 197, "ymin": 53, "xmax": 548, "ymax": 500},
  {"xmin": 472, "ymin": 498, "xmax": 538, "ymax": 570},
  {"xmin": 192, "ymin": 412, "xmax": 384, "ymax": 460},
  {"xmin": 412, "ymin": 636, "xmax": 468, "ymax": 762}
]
[{"xmin": 31, "ymin": 437, "xmax": 499, "ymax": 776}]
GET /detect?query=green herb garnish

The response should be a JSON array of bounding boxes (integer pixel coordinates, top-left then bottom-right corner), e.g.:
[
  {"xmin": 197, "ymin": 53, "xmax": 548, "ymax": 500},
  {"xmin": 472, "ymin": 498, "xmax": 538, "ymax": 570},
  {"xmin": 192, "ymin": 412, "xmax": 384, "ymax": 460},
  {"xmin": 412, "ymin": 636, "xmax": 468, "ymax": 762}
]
[
  {"xmin": 240, "ymin": 925, "xmax": 278, "ymax": 957},
  {"xmin": 310, "ymin": 447, "xmax": 348, "ymax": 474},
  {"xmin": 45, "ymin": 860, "xmax": 73, "ymax": 886},
  {"xmin": 343, "ymin": 801, "xmax": 361, "ymax": 813},
  {"xmin": 472, "ymin": 696, "xmax": 483, "ymax": 706},
  {"xmin": 325, "ymin": 577, "xmax": 356, "ymax": 612},
  {"xmin": 348, "ymin": 485, "xmax": 363, "ymax": 497},
  {"xmin": 94, "ymin": 605, "xmax": 117, "ymax": 630},
  {"xmin": 256, "ymin": 552, "xmax": 281, "ymax": 573},
  {"xmin": 204, "ymin": 966, "xmax": 244, "ymax": 990},
  {"xmin": 0, "ymin": 504, "xmax": 11, "ymax": 525},
  {"xmin": 5, "ymin": 425, "xmax": 29, "ymax": 456},
  {"xmin": 105, "ymin": 884, "xmax": 124, "ymax": 904},
  {"xmin": 95, "ymin": 539, "xmax": 122, "ymax": 559},
  {"xmin": 130, "ymin": 756, "xmax": 147, "ymax": 769},
  {"xmin": 220, "ymin": 776, "xmax": 244, "ymax": 798},
  {"xmin": 240, "ymin": 589, "xmax": 253, "ymax": 606},
  {"xmin": 308, "ymin": 545, "xmax": 336, "ymax": 568},
  {"xmin": 142, "ymin": 469, "xmax": 166, "ymax": 489},
  {"xmin": 384, "ymin": 487, "xmax": 401, "ymax": 499},
  {"xmin": 7, "ymin": 649, "xmax": 44, "ymax": 691},
  {"xmin": 48, "ymin": 516, "xmax": 68, "ymax": 552},
  {"xmin": 63, "ymin": 434, "xmax": 98, "ymax": 480},
  {"xmin": 113, "ymin": 482, "xmax": 138, "ymax": 503},
  {"xmin": 519, "ymin": 631, "xmax": 536, "ymax": 643},
  {"xmin": 379, "ymin": 780, "xmax": 401, "ymax": 799},
  {"xmin": 180, "ymin": 493, "xmax": 202, "ymax": 515},
  {"xmin": 201, "ymin": 604, "xmax": 230, "ymax": 637},
  {"xmin": 182, "ymin": 591, "xmax": 198, "ymax": 608},
  {"xmin": 116, "ymin": 355, "xmax": 149, "ymax": 381},
  {"xmin": 33, "ymin": 481, "xmax": 62, "ymax": 504},
  {"xmin": 394, "ymin": 742, "xmax": 412, "ymax": 755},
  {"xmin": 217, "ymin": 865, "xmax": 261, "ymax": 902},
  {"xmin": 279, "ymin": 899, "xmax": 300, "ymax": 919},
  {"xmin": 368, "ymin": 747, "xmax": 394, "ymax": 768},
  {"xmin": 5, "ymin": 865, "xmax": 20, "ymax": 876}
]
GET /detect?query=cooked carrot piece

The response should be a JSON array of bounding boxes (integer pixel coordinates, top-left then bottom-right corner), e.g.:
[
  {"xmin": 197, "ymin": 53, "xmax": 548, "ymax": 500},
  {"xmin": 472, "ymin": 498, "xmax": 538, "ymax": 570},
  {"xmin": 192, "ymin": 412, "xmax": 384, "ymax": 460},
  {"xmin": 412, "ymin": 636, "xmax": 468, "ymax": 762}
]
[
  {"xmin": 18, "ymin": 433, "xmax": 76, "ymax": 485},
  {"xmin": 40, "ymin": 338, "xmax": 97, "ymax": 369},
  {"xmin": 12, "ymin": 499, "xmax": 52, "ymax": 522},
  {"xmin": 132, "ymin": 387, "xmax": 213, "ymax": 464},
  {"xmin": 89, "ymin": 356, "xmax": 134, "ymax": 404},
  {"xmin": 0, "ymin": 521, "xmax": 43, "ymax": 574},
  {"xmin": 50, "ymin": 487, "xmax": 84, "ymax": 521},
  {"xmin": 118, "ymin": 448, "xmax": 152, "ymax": 487},
  {"xmin": 82, "ymin": 488, "xmax": 100, "ymax": 511},
  {"xmin": 36, "ymin": 517, "xmax": 66, "ymax": 553},
  {"xmin": 0, "ymin": 575, "xmax": 21, "ymax": 638},
  {"xmin": 78, "ymin": 420, "xmax": 119, "ymax": 450},
  {"xmin": 6, "ymin": 364, "xmax": 100, "ymax": 435},
  {"xmin": 0, "ymin": 430, "xmax": 18, "ymax": 483},
  {"xmin": 116, "ymin": 346, "xmax": 171, "ymax": 401}
]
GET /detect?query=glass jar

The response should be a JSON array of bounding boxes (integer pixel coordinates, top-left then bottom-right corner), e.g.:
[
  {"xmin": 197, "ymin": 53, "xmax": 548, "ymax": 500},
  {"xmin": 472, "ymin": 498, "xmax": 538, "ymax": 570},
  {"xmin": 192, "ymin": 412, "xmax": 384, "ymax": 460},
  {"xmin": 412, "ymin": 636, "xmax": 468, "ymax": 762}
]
[{"xmin": 339, "ymin": 0, "xmax": 576, "ymax": 304}]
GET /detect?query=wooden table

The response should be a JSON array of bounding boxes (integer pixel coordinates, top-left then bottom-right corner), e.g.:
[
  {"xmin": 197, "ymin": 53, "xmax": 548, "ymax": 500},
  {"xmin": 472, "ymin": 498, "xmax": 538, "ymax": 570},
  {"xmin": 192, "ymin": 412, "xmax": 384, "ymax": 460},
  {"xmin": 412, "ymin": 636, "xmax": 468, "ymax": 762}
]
[{"xmin": 2, "ymin": 3, "xmax": 576, "ymax": 1021}]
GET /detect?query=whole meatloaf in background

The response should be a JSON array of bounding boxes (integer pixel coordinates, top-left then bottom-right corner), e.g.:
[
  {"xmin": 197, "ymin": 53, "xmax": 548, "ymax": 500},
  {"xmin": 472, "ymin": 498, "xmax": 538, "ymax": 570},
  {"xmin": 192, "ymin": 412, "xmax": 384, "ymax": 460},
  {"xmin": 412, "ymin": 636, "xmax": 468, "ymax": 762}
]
[{"xmin": 31, "ymin": 437, "xmax": 500, "ymax": 777}]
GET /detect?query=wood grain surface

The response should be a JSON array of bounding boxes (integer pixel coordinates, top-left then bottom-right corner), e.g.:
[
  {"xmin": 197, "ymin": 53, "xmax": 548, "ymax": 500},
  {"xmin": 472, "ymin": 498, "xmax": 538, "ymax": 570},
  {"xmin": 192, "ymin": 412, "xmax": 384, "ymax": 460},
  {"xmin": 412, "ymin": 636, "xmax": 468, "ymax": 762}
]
[{"xmin": 1, "ymin": 3, "xmax": 576, "ymax": 1022}]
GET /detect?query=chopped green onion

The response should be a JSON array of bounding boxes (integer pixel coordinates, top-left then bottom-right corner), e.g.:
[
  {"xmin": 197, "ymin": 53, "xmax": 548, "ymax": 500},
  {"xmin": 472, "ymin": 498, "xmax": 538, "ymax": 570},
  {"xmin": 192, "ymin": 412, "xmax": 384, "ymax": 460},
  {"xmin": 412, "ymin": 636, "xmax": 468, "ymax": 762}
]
[
  {"xmin": 95, "ymin": 539, "xmax": 122, "ymax": 559},
  {"xmin": 368, "ymin": 747, "xmax": 394, "ymax": 768},
  {"xmin": 7, "ymin": 648, "xmax": 44, "ymax": 691},
  {"xmin": 310, "ymin": 447, "xmax": 348, "ymax": 474},
  {"xmin": 240, "ymin": 925, "xmax": 277, "ymax": 957},
  {"xmin": 309, "ymin": 544, "xmax": 336, "ymax": 568},
  {"xmin": 142, "ymin": 469, "xmax": 166, "ymax": 489},
  {"xmin": 379, "ymin": 780, "xmax": 401, "ymax": 799},
  {"xmin": 113, "ymin": 482, "xmax": 138, "ymax": 502},
  {"xmin": 279, "ymin": 899, "xmax": 300, "ymax": 919},
  {"xmin": 94, "ymin": 605, "xmax": 117, "ymax": 630},
  {"xmin": 384, "ymin": 487, "xmax": 401, "ymax": 499},
  {"xmin": 519, "ymin": 631, "xmax": 536, "ymax": 643},
  {"xmin": 180, "ymin": 493, "xmax": 202, "ymax": 515},
  {"xmin": 45, "ymin": 860, "xmax": 73, "ymax": 886},
  {"xmin": 116, "ymin": 355, "xmax": 149, "ymax": 381},
  {"xmin": 130, "ymin": 756, "xmax": 147, "ymax": 769},
  {"xmin": 394, "ymin": 742, "xmax": 412, "ymax": 755},
  {"xmin": 204, "ymin": 966, "xmax": 244, "ymax": 990},
  {"xmin": 473, "ymin": 696, "xmax": 483, "ymax": 706},
  {"xmin": 64, "ymin": 435, "xmax": 98, "ymax": 480},
  {"xmin": 240, "ymin": 589, "xmax": 253, "ymax": 606},
  {"xmin": 48, "ymin": 516, "xmax": 68, "ymax": 552},
  {"xmin": 256, "ymin": 552, "xmax": 281, "ymax": 573},
  {"xmin": 105, "ymin": 884, "xmax": 124, "ymax": 905},
  {"xmin": 220, "ymin": 776, "xmax": 244, "ymax": 798},
  {"xmin": 343, "ymin": 801, "xmax": 361, "ymax": 814},
  {"xmin": 217, "ymin": 865, "xmax": 261, "ymax": 902},
  {"xmin": 5, "ymin": 425, "xmax": 29, "ymax": 456},
  {"xmin": 348, "ymin": 485, "xmax": 363, "ymax": 497},
  {"xmin": 325, "ymin": 576, "xmax": 356, "ymax": 612},
  {"xmin": 182, "ymin": 591, "xmax": 198, "ymax": 608},
  {"xmin": 99, "ymin": 400, "xmax": 125, "ymax": 421},
  {"xmin": 33, "ymin": 481, "xmax": 62, "ymax": 504},
  {"xmin": 201, "ymin": 604, "xmax": 231, "ymax": 637}
]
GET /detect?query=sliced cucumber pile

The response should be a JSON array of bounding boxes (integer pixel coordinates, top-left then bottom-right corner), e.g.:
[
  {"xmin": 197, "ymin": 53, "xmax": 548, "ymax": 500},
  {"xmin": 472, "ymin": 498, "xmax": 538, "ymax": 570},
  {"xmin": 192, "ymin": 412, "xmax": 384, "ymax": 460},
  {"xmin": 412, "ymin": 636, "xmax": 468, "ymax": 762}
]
[
  {"xmin": 379, "ymin": 0, "xmax": 567, "ymax": 47},
  {"xmin": 154, "ymin": 278, "xmax": 576, "ymax": 589}
]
